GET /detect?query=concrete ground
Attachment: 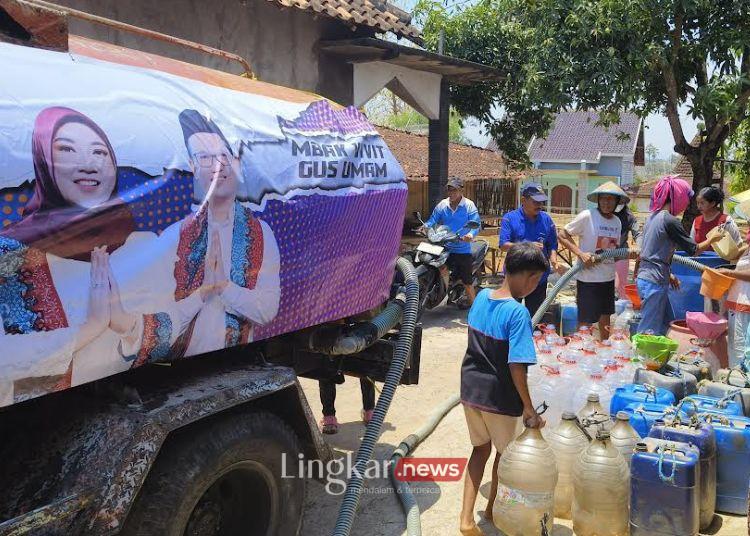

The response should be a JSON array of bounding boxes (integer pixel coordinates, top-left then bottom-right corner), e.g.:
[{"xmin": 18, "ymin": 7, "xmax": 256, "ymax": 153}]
[{"xmin": 299, "ymin": 307, "xmax": 748, "ymax": 536}]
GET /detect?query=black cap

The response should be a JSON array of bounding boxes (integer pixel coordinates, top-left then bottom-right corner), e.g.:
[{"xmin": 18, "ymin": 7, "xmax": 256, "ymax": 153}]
[{"xmin": 178, "ymin": 109, "xmax": 234, "ymax": 156}]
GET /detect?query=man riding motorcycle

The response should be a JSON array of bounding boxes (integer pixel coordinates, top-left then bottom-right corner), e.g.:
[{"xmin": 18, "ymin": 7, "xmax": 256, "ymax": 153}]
[{"xmin": 419, "ymin": 176, "xmax": 482, "ymax": 307}]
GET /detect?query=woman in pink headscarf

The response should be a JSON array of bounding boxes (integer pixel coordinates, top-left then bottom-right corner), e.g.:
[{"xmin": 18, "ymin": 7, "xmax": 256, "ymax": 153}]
[{"xmin": 635, "ymin": 175, "xmax": 723, "ymax": 334}]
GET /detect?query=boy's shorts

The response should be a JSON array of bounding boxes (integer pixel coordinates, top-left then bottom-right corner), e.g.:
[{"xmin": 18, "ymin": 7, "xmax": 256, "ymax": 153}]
[
  {"xmin": 576, "ymin": 280, "xmax": 615, "ymax": 324},
  {"xmin": 463, "ymin": 405, "xmax": 522, "ymax": 451}
]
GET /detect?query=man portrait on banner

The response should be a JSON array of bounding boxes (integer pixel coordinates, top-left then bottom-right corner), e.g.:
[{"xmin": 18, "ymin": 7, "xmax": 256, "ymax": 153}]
[{"xmin": 125, "ymin": 109, "xmax": 281, "ymax": 360}]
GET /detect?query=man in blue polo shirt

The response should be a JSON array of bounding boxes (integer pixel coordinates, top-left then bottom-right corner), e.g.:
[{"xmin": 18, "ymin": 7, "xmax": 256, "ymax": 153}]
[
  {"xmin": 423, "ymin": 176, "xmax": 482, "ymax": 307},
  {"xmin": 499, "ymin": 182, "xmax": 559, "ymax": 317}
]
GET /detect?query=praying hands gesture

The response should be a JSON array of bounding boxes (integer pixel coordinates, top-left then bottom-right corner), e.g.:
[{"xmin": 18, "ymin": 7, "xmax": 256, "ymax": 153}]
[{"xmin": 199, "ymin": 231, "xmax": 229, "ymax": 302}]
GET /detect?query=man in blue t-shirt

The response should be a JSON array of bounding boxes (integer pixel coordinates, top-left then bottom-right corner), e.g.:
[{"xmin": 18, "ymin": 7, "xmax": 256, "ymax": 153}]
[
  {"xmin": 499, "ymin": 183, "xmax": 559, "ymax": 317},
  {"xmin": 459, "ymin": 242, "xmax": 547, "ymax": 535},
  {"xmin": 423, "ymin": 176, "xmax": 482, "ymax": 306}
]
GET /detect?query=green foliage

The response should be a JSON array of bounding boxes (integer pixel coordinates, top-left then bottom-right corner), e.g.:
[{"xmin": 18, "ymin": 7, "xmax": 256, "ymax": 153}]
[
  {"xmin": 645, "ymin": 144, "xmax": 659, "ymax": 162},
  {"xmin": 728, "ymin": 119, "xmax": 750, "ymax": 194},
  {"xmin": 377, "ymin": 107, "xmax": 469, "ymax": 144},
  {"xmin": 414, "ymin": 0, "xmax": 750, "ymax": 170}
]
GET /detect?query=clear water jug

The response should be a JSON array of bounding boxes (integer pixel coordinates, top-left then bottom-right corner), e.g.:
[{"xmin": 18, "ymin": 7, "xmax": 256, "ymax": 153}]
[
  {"xmin": 610, "ymin": 411, "xmax": 641, "ymax": 464},
  {"xmin": 530, "ymin": 365, "xmax": 563, "ymax": 430},
  {"xmin": 574, "ymin": 374, "xmax": 613, "ymax": 419},
  {"xmin": 577, "ymin": 393, "xmax": 612, "ymax": 437},
  {"xmin": 493, "ymin": 427, "xmax": 558, "ymax": 536},
  {"xmin": 548, "ymin": 412, "xmax": 589, "ymax": 519},
  {"xmin": 572, "ymin": 430, "xmax": 630, "ymax": 536}
]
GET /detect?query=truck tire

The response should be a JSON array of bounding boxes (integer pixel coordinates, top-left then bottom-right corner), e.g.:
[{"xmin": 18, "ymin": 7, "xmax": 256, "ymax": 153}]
[{"xmin": 121, "ymin": 411, "xmax": 305, "ymax": 536}]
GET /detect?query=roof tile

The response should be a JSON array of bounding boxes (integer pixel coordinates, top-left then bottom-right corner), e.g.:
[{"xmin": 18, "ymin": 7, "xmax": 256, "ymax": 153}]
[
  {"xmin": 529, "ymin": 110, "xmax": 642, "ymax": 163},
  {"xmin": 266, "ymin": 0, "xmax": 421, "ymax": 40}
]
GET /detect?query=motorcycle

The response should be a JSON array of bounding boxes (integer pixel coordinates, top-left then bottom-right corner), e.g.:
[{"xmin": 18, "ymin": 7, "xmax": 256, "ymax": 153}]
[{"xmin": 403, "ymin": 212, "xmax": 488, "ymax": 316}]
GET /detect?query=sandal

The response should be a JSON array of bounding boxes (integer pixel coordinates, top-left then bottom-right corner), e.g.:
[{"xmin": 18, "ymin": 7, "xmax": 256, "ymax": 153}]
[{"xmin": 320, "ymin": 415, "xmax": 339, "ymax": 434}]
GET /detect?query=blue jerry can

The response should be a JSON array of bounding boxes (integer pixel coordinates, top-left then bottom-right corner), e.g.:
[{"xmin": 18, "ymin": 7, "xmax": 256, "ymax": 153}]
[
  {"xmin": 621, "ymin": 402, "xmax": 685, "ymax": 438},
  {"xmin": 700, "ymin": 414, "xmax": 750, "ymax": 514},
  {"xmin": 648, "ymin": 420, "xmax": 717, "ymax": 530},
  {"xmin": 610, "ymin": 383, "xmax": 676, "ymax": 416},
  {"xmin": 630, "ymin": 438, "xmax": 700, "ymax": 535},
  {"xmin": 681, "ymin": 394, "xmax": 743, "ymax": 418}
]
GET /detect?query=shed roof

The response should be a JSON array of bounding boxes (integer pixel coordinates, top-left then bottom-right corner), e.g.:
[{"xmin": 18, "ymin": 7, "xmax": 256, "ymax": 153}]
[
  {"xmin": 378, "ymin": 126, "xmax": 528, "ymax": 182},
  {"xmin": 269, "ymin": 0, "xmax": 421, "ymax": 42},
  {"xmin": 529, "ymin": 110, "xmax": 643, "ymax": 164}
]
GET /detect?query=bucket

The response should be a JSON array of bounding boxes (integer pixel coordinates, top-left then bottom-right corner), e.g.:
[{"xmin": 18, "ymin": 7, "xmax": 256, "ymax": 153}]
[
  {"xmin": 632, "ymin": 334, "xmax": 678, "ymax": 367},
  {"xmin": 699, "ymin": 268, "xmax": 734, "ymax": 300},
  {"xmin": 708, "ymin": 226, "xmax": 740, "ymax": 262},
  {"xmin": 686, "ymin": 312, "xmax": 728, "ymax": 340},
  {"xmin": 624, "ymin": 284, "xmax": 641, "ymax": 310}
]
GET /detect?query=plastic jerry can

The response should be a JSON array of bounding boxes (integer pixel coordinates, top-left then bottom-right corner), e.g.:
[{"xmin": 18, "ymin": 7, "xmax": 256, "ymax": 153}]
[
  {"xmin": 630, "ymin": 438, "xmax": 700, "ymax": 535},
  {"xmin": 547, "ymin": 412, "xmax": 589, "ymax": 519},
  {"xmin": 667, "ymin": 350, "xmax": 713, "ymax": 381},
  {"xmin": 681, "ymin": 394, "xmax": 743, "ymax": 418},
  {"xmin": 493, "ymin": 426, "xmax": 557, "ymax": 536},
  {"xmin": 621, "ymin": 402, "xmax": 686, "ymax": 438},
  {"xmin": 572, "ymin": 430, "xmax": 629, "ymax": 536},
  {"xmin": 700, "ymin": 414, "xmax": 750, "ymax": 514},
  {"xmin": 610, "ymin": 411, "xmax": 641, "ymax": 464},
  {"xmin": 701, "ymin": 368, "xmax": 750, "ymax": 416},
  {"xmin": 634, "ymin": 367, "xmax": 697, "ymax": 400},
  {"xmin": 648, "ymin": 420, "xmax": 717, "ymax": 530},
  {"xmin": 610, "ymin": 383, "xmax": 676, "ymax": 416}
]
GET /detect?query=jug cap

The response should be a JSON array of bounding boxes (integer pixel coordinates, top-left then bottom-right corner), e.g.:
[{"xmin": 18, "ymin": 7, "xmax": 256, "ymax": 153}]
[
  {"xmin": 561, "ymin": 411, "xmax": 577, "ymax": 420},
  {"xmin": 634, "ymin": 442, "xmax": 648, "ymax": 452},
  {"xmin": 586, "ymin": 393, "xmax": 600, "ymax": 402},
  {"xmin": 596, "ymin": 430, "xmax": 611, "ymax": 440},
  {"xmin": 615, "ymin": 411, "xmax": 630, "ymax": 420}
]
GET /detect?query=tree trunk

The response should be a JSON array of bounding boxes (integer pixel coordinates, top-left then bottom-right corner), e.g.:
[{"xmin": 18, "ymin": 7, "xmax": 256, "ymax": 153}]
[{"xmin": 681, "ymin": 153, "xmax": 716, "ymax": 231}]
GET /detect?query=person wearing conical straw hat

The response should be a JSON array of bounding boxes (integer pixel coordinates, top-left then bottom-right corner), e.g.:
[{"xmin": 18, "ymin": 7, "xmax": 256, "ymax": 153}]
[{"xmin": 558, "ymin": 181, "xmax": 629, "ymax": 340}]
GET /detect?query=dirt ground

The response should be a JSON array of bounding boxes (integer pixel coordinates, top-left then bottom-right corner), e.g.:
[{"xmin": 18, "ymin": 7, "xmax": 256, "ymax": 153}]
[{"xmin": 299, "ymin": 306, "xmax": 748, "ymax": 536}]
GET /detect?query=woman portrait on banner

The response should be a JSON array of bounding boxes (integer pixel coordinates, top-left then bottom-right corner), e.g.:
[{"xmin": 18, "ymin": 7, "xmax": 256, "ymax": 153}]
[{"xmin": 0, "ymin": 107, "xmax": 198, "ymax": 405}]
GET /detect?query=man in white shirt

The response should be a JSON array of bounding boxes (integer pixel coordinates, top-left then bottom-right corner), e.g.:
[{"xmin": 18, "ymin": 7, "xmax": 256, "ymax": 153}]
[{"xmin": 558, "ymin": 181, "xmax": 628, "ymax": 340}]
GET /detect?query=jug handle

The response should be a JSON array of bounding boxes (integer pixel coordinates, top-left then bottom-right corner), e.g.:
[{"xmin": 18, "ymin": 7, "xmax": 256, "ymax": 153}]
[{"xmin": 726, "ymin": 368, "xmax": 750, "ymax": 388}]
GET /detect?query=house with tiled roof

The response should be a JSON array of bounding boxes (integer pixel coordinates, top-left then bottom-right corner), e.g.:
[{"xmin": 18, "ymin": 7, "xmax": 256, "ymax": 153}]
[
  {"xmin": 522, "ymin": 110, "xmax": 645, "ymax": 213},
  {"xmin": 380, "ymin": 127, "xmax": 528, "ymax": 221}
]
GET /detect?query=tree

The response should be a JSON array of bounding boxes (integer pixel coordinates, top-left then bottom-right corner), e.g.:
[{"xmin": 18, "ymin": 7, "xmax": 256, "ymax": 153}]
[
  {"xmin": 728, "ymin": 117, "xmax": 750, "ymax": 194},
  {"xmin": 415, "ymin": 0, "xmax": 750, "ymax": 226},
  {"xmin": 368, "ymin": 92, "xmax": 469, "ymax": 144},
  {"xmin": 646, "ymin": 144, "xmax": 659, "ymax": 162}
]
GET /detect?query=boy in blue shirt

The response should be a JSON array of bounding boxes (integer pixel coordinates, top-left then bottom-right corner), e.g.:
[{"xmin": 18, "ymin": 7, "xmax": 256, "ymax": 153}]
[{"xmin": 459, "ymin": 242, "xmax": 547, "ymax": 536}]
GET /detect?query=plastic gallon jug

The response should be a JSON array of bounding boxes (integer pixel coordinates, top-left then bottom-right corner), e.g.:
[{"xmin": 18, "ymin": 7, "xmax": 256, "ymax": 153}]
[
  {"xmin": 648, "ymin": 420, "xmax": 717, "ymax": 530},
  {"xmin": 621, "ymin": 402, "xmax": 685, "ymax": 438},
  {"xmin": 573, "ymin": 374, "xmax": 613, "ymax": 420},
  {"xmin": 630, "ymin": 438, "xmax": 700, "ymax": 536},
  {"xmin": 548, "ymin": 412, "xmax": 589, "ymax": 519},
  {"xmin": 493, "ymin": 427, "xmax": 557, "ymax": 536},
  {"xmin": 577, "ymin": 393, "xmax": 612, "ymax": 437},
  {"xmin": 667, "ymin": 351, "xmax": 713, "ymax": 382},
  {"xmin": 610, "ymin": 383, "xmax": 676, "ymax": 416},
  {"xmin": 700, "ymin": 368, "xmax": 750, "ymax": 416},
  {"xmin": 530, "ymin": 365, "xmax": 563, "ymax": 431},
  {"xmin": 681, "ymin": 394, "xmax": 743, "ymax": 418},
  {"xmin": 572, "ymin": 430, "xmax": 629, "ymax": 536},
  {"xmin": 634, "ymin": 367, "xmax": 697, "ymax": 399},
  {"xmin": 610, "ymin": 411, "xmax": 641, "ymax": 464},
  {"xmin": 700, "ymin": 414, "xmax": 750, "ymax": 514}
]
